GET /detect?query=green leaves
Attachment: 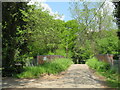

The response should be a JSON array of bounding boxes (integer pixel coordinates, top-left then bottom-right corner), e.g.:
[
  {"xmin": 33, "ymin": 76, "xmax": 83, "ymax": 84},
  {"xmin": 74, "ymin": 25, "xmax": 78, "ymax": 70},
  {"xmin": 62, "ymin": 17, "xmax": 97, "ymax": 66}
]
[
  {"xmin": 2, "ymin": 2, "xmax": 30, "ymax": 76},
  {"xmin": 16, "ymin": 58, "xmax": 73, "ymax": 78},
  {"xmin": 86, "ymin": 57, "xmax": 120, "ymax": 88},
  {"xmin": 95, "ymin": 30, "xmax": 118, "ymax": 54}
]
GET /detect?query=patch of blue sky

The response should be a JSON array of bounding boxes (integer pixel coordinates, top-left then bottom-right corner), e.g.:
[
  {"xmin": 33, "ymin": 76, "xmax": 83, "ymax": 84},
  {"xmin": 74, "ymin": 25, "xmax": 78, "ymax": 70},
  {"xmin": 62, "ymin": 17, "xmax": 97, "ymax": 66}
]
[
  {"xmin": 46, "ymin": 2, "xmax": 73, "ymax": 21},
  {"xmin": 46, "ymin": 2, "xmax": 101, "ymax": 21}
]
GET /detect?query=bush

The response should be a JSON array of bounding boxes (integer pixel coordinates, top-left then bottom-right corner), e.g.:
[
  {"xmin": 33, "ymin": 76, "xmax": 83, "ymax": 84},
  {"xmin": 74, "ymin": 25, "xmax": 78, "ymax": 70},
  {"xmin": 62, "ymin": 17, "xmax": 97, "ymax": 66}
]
[
  {"xmin": 86, "ymin": 57, "xmax": 99, "ymax": 69},
  {"xmin": 55, "ymin": 49, "xmax": 66, "ymax": 57},
  {"xmin": 86, "ymin": 57, "xmax": 120, "ymax": 88},
  {"xmin": 86, "ymin": 57, "xmax": 111, "ymax": 71},
  {"xmin": 109, "ymin": 66, "xmax": 119, "ymax": 74},
  {"xmin": 16, "ymin": 58, "xmax": 73, "ymax": 78}
]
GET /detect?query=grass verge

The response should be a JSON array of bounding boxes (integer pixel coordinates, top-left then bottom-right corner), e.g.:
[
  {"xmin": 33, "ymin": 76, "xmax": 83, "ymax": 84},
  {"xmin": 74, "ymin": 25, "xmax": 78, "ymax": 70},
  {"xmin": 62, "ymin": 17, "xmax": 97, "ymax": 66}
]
[
  {"xmin": 86, "ymin": 57, "xmax": 120, "ymax": 88},
  {"xmin": 16, "ymin": 58, "xmax": 73, "ymax": 78}
]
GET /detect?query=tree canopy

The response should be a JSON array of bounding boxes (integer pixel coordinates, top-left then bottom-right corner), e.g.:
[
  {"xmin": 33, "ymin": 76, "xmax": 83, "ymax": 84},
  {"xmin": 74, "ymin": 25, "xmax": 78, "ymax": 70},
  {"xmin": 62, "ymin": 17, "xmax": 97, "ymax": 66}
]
[{"xmin": 2, "ymin": 2, "xmax": 119, "ymax": 76}]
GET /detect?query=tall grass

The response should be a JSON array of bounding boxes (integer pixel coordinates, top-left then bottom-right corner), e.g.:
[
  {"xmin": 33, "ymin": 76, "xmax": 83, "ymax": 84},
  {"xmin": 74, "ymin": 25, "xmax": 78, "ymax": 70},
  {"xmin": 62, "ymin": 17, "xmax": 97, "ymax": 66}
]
[
  {"xmin": 16, "ymin": 58, "xmax": 73, "ymax": 78},
  {"xmin": 86, "ymin": 57, "xmax": 120, "ymax": 88}
]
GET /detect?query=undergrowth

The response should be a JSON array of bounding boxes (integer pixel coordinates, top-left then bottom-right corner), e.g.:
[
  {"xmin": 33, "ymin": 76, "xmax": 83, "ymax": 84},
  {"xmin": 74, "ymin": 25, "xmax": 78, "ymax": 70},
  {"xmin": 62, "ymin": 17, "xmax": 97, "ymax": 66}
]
[
  {"xmin": 86, "ymin": 57, "xmax": 120, "ymax": 88},
  {"xmin": 16, "ymin": 58, "xmax": 73, "ymax": 78}
]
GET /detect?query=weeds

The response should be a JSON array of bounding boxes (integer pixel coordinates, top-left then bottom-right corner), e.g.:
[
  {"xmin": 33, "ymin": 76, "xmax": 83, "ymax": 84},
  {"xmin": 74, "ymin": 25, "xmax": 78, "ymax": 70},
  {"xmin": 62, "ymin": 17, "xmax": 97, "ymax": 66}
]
[
  {"xmin": 16, "ymin": 58, "xmax": 73, "ymax": 78},
  {"xmin": 86, "ymin": 57, "xmax": 120, "ymax": 88}
]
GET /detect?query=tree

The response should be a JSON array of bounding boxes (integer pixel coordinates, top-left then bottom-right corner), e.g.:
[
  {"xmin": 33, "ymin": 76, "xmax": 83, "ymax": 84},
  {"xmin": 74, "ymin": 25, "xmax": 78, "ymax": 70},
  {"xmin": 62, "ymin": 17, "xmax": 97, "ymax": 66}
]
[
  {"xmin": 63, "ymin": 20, "xmax": 79, "ymax": 58},
  {"xmin": 113, "ymin": 2, "xmax": 120, "ymax": 30},
  {"xmin": 95, "ymin": 29, "xmax": 118, "ymax": 54},
  {"xmin": 21, "ymin": 5, "xmax": 66, "ymax": 56},
  {"xmin": 69, "ymin": 1, "xmax": 118, "ymax": 63},
  {"xmin": 2, "ymin": 2, "xmax": 30, "ymax": 76},
  {"xmin": 69, "ymin": 1, "xmax": 116, "ymax": 41},
  {"xmin": 69, "ymin": 2, "xmax": 98, "ymax": 62}
]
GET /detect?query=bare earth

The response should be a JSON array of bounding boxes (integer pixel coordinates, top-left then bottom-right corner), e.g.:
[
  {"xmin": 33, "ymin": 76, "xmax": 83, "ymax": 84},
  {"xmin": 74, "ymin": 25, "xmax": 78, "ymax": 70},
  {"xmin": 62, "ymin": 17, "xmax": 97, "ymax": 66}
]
[{"xmin": 2, "ymin": 64, "xmax": 109, "ymax": 88}]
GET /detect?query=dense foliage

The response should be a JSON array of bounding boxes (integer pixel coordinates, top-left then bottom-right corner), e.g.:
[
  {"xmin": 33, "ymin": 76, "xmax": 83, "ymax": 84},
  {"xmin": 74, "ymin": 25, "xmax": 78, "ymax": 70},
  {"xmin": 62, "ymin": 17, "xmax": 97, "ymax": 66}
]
[
  {"xmin": 69, "ymin": 1, "xmax": 119, "ymax": 63},
  {"xmin": 2, "ymin": 2, "xmax": 30, "ymax": 76},
  {"xmin": 2, "ymin": 2, "xmax": 119, "ymax": 76}
]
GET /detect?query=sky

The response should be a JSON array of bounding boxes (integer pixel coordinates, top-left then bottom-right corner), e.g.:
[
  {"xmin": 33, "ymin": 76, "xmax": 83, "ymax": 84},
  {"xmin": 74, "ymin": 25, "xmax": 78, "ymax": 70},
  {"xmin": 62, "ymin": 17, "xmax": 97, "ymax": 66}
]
[
  {"xmin": 27, "ymin": 0, "xmax": 115, "ymax": 22},
  {"xmin": 28, "ymin": 1, "xmax": 73, "ymax": 21},
  {"xmin": 45, "ymin": 2, "xmax": 72, "ymax": 21}
]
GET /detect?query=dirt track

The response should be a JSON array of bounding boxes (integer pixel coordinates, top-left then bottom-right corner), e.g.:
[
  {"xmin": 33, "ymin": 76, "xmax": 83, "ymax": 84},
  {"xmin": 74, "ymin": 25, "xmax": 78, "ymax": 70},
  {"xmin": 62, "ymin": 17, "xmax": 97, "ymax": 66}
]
[{"xmin": 2, "ymin": 64, "xmax": 108, "ymax": 88}]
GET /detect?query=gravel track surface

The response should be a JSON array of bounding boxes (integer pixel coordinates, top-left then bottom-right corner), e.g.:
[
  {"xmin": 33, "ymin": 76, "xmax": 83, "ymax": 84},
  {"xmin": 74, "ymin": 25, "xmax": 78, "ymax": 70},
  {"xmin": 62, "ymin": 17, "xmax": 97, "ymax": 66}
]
[{"xmin": 2, "ymin": 64, "xmax": 108, "ymax": 88}]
